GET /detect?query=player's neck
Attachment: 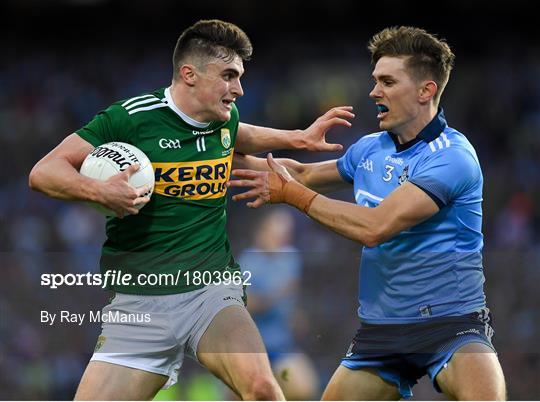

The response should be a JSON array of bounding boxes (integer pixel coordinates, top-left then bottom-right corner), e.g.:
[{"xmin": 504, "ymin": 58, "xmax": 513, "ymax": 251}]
[
  {"xmin": 395, "ymin": 105, "xmax": 438, "ymax": 144},
  {"xmin": 169, "ymin": 82, "xmax": 211, "ymax": 125}
]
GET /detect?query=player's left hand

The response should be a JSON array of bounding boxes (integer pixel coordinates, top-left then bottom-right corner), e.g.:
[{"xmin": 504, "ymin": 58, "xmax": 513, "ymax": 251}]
[
  {"xmin": 228, "ymin": 153, "xmax": 293, "ymax": 208},
  {"xmin": 300, "ymin": 106, "xmax": 354, "ymax": 152}
]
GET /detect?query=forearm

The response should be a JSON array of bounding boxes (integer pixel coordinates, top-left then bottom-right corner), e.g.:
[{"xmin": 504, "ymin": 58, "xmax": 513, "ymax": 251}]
[
  {"xmin": 235, "ymin": 124, "xmax": 305, "ymax": 154},
  {"xmin": 305, "ymin": 195, "xmax": 384, "ymax": 247},
  {"xmin": 29, "ymin": 158, "xmax": 102, "ymax": 202},
  {"xmin": 290, "ymin": 183, "xmax": 436, "ymax": 247},
  {"xmin": 233, "ymin": 154, "xmax": 344, "ymax": 193},
  {"xmin": 234, "ymin": 154, "xmax": 308, "ymax": 182}
]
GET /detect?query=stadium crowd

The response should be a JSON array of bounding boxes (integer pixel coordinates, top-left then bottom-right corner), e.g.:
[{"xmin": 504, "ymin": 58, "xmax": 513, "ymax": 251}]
[{"xmin": 1, "ymin": 8, "xmax": 539, "ymax": 400}]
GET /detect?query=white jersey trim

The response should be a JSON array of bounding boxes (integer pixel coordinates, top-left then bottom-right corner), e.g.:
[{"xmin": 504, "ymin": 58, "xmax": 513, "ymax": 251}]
[
  {"xmin": 121, "ymin": 94, "xmax": 156, "ymax": 107},
  {"xmin": 363, "ymin": 132, "xmax": 384, "ymax": 139},
  {"xmin": 124, "ymin": 97, "xmax": 162, "ymax": 110},
  {"xmin": 196, "ymin": 136, "xmax": 207, "ymax": 152},
  {"xmin": 127, "ymin": 103, "xmax": 168, "ymax": 115},
  {"xmin": 164, "ymin": 87, "xmax": 211, "ymax": 129},
  {"xmin": 441, "ymin": 133, "xmax": 451, "ymax": 147},
  {"xmin": 355, "ymin": 189, "xmax": 384, "ymax": 203},
  {"xmin": 429, "ymin": 133, "xmax": 451, "ymax": 152}
]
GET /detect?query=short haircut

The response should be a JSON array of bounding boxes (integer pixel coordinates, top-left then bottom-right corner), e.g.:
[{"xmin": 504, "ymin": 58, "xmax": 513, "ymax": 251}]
[
  {"xmin": 172, "ymin": 19, "xmax": 253, "ymax": 79},
  {"xmin": 368, "ymin": 26, "xmax": 455, "ymax": 104}
]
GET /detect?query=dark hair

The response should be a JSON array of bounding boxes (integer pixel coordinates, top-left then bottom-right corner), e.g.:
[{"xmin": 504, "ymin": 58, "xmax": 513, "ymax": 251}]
[
  {"xmin": 172, "ymin": 19, "xmax": 252, "ymax": 79},
  {"xmin": 368, "ymin": 26, "xmax": 455, "ymax": 104}
]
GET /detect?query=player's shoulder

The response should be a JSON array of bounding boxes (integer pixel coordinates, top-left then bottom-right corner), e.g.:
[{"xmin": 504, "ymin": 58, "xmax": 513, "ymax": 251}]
[
  {"xmin": 359, "ymin": 131, "xmax": 385, "ymax": 143},
  {"xmin": 112, "ymin": 88, "xmax": 168, "ymax": 116},
  {"xmin": 348, "ymin": 131, "xmax": 385, "ymax": 151},
  {"xmin": 419, "ymin": 127, "xmax": 481, "ymax": 175},
  {"xmin": 424, "ymin": 127, "xmax": 478, "ymax": 158}
]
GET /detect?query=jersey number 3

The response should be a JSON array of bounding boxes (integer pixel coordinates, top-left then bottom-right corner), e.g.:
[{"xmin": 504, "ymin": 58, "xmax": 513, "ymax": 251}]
[{"xmin": 383, "ymin": 164, "xmax": 394, "ymax": 182}]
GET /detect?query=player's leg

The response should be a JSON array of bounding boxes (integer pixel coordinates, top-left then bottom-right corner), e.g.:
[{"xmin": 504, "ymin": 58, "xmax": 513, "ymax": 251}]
[
  {"xmin": 74, "ymin": 361, "xmax": 168, "ymax": 400},
  {"xmin": 196, "ymin": 305, "xmax": 285, "ymax": 400},
  {"xmin": 435, "ymin": 342, "xmax": 506, "ymax": 400},
  {"xmin": 272, "ymin": 352, "xmax": 320, "ymax": 400},
  {"xmin": 322, "ymin": 365, "xmax": 401, "ymax": 401},
  {"xmin": 75, "ymin": 293, "xmax": 186, "ymax": 400}
]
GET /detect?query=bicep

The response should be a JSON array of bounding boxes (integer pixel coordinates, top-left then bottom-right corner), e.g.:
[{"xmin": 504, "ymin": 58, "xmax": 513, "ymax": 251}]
[
  {"xmin": 35, "ymin": 133, "xmax": 95, "ymax": 170},
  {"xmin": 235, "ymin": 123, "xmax": 256, "ymax": 154},
  {"xmin": 301, "ymin": 159, "xmax": 350, "ymax": 193},
  {"xmin": 374, "ymin": 182, "xmax": 440, "ymax": 240},
  {"xmin": 232, "ymin": 153, "xmax": 269, "ymax": 171}
]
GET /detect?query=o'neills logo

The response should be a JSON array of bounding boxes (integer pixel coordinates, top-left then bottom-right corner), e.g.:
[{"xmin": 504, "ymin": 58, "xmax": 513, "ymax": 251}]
[
  {"xmin": 152, "ymin": 153, "xmax": 233, "ymax": 200},
  {"xmin": 91, "ymin": 144, "xmax": 140, "ymax": 170}
]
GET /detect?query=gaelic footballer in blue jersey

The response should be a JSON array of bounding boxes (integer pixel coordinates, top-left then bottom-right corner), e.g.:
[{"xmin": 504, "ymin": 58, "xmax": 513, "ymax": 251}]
[{"xmin": 230, "ymin": 26, "xmax": 506, "ymax": 400}]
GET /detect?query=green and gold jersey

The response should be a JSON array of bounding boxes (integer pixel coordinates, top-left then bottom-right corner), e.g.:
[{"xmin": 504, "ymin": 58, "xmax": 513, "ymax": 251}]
[{"xmin": 76, "ymin": 87, "xmax": 239, "ymax": 294}]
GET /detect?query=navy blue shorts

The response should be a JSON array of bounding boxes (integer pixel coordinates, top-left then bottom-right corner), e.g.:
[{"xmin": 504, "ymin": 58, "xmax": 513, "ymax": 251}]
[{"xmin": 341, "ymin": 309, "xmax": 495, "ymax": 398}]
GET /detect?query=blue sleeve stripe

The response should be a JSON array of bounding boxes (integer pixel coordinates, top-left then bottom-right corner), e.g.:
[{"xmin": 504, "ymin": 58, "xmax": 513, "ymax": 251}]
[
  {"xmin": 408, "ymin": 181, "xmax": 445, "ymax": 209},
  {"xmin": 336, "ymin": 158, "xmax": 354, "ymax": 184}
]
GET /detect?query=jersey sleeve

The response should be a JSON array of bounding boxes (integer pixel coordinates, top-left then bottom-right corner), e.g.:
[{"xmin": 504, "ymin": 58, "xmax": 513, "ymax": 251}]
[
  {"xmin": 336, "ymin": 137, "xmax": 369, "ymax": 183},
  {"xmin": 408, "ymin": 146, "xmax": 482, "ymax": 206},
  {"xmin": 75, "ymin": 104, "xmax": 132, "ymax": 147}
]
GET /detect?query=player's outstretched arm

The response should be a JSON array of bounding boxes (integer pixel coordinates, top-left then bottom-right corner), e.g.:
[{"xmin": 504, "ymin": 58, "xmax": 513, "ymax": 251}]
[
  {"xmin": 29, "ymin": 134, "xmax": 150, "ymax": 218},
  {"xmin": 232, "ymin": 153, "xmax": 349, "ymax": 194},
  {"xmin": 235, "ymin": 106, "xmax": 354, "ymax": 154},
  {"xmin": 228, "ymin": 154, "xmax": 439, "ymax": 247},
  {"xmin": 306, "ymin": 183, "xmax": 439, "ymax": 247}
]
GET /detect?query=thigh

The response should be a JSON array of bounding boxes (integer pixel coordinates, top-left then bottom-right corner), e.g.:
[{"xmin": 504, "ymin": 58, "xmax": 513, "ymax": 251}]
[
  {"xmin": 196, "ymin": 305, "xmax": 282, "ymax": 398},
  {"xmin": 273, "ymin": 353, "xmax": 320, "ymax": 400},
  {"xmin": 435, "ymin": 342, "xmax": 506, "ymax": 400},
  {"xmin": 75, "ymin": 361, "xmax": 168, "ymax": 400},
  {"xmin": 91, "ymin": 293, "xmax": 185, "ymax": 389},
  {"xmin": 322, "ymin": 365, "xmax": 401, "ymax": 401}
]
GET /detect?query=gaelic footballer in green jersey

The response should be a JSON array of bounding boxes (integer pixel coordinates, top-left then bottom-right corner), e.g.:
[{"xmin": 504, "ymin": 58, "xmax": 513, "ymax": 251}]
[{"xmin": 77, "ymin": 87, "xmax": 239, "ymax": 295}]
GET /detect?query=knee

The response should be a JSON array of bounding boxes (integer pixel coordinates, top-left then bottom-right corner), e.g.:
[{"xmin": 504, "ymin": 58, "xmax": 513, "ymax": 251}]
[
  {"xmin": 458, "ymin": 380, "xmax": 507, "ymax": 401},
  {"xmin": 242, "ymin": 374, "xmax": 282, "ymax": 401},
  {"xmin": 472, "ymin": 385, "xmax": 506, "ymax": 401},
  {"xmin": 460, "ymin": 389, "xmax": 506, "ymax": 401}
]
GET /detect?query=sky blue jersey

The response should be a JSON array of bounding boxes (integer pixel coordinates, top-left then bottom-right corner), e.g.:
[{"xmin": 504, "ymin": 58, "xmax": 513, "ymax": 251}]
[{"xmin": 337, "ymin": 109, "xmax": 486, "ymax": 324}]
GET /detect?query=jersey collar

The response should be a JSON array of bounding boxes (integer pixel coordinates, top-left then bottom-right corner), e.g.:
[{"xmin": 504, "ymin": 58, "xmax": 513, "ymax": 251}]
[
  {"xmin": 164, "ymin": 87, "xmax": 211, "ymax": 129},
  {"xmin": 388, "ymin": 107, "xmax": 448, "ymax": 152}
]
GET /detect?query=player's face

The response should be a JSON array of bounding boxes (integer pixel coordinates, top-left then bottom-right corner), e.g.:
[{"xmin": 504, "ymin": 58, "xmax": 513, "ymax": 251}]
[
  {"xmin": 369, "ymin": 56, "xmax": 424, "ymax": 135},
  {"xmin": 194, "ymin": 55, "xmax": 245, "ymax": 122}
]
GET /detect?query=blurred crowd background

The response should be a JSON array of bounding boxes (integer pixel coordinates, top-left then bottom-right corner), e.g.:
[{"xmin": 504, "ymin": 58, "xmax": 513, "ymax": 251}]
[{"xmin": 1, "ymin": 0, "xmax": 539, "ymax": 400}]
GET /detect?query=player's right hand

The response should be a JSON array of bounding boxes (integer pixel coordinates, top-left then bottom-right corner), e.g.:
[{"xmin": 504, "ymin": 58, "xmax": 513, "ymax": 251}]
[
  {"xmin": 95, "ymin": 164, "xmax": 151, "ymax": 218},
  {"xmin": 229, "ymin": 154, "xmax": 318, "ymax": 213},
  {"xmin": 229, "ymin": 154, "xmax": 290, "ymax": 208}
]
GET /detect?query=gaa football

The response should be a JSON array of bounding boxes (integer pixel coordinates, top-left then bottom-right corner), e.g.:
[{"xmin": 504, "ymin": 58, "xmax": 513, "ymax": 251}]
[{"xmin": 80, "ymin": 142, "xmax": 154, "ymax": 215}]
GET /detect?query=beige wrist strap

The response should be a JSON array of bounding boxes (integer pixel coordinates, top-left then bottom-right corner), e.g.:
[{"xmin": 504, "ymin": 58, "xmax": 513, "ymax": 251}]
[{"xmin": 268, "ymin": 173, "xmax": 319, "ymax": 214}]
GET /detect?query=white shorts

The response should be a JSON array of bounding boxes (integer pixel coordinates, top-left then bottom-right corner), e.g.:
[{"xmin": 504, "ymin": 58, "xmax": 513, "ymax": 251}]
[{"xmin": 90, "ymin": 283, "xmax": 245, "ymax": 388}]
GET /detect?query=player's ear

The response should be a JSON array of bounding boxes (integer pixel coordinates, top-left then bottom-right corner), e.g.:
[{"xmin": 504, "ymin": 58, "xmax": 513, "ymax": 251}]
[
  {"xmin": 179, "ymin": 64, "xmax": 197, "ymax": 87},
  {"xmin": 418, "ymin": 80, "xmax": 437, "ymax": 104}
]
